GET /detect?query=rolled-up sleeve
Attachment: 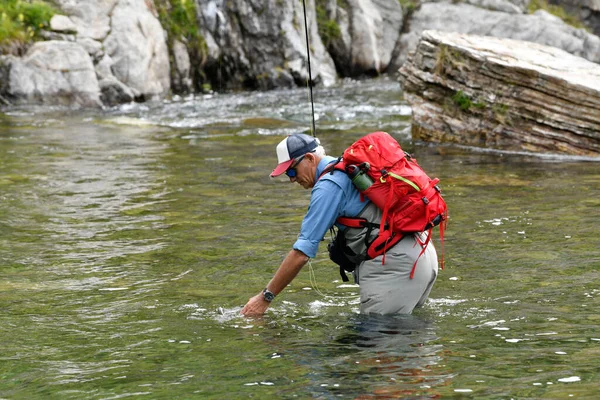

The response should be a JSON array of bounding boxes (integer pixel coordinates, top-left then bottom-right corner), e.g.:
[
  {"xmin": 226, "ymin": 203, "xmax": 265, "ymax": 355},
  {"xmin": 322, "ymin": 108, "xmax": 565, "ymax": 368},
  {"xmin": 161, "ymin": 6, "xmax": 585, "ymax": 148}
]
[{"xmin": 293, "ymin": 179, "xmax": 345, "ymax": 258}]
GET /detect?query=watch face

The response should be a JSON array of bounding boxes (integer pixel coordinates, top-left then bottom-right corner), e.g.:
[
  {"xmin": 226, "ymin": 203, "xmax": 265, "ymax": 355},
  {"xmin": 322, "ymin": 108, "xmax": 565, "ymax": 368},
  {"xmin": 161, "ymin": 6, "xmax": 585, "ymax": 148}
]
[{"xmin": 263, "ymin": 289, "xmax": 275, "ymax": 302}]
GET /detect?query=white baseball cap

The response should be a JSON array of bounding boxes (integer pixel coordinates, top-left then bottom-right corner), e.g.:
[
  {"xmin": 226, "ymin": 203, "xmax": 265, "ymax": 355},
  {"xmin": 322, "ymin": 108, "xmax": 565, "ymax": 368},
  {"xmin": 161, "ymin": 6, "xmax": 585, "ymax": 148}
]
[{"xmin": 270, "ymin": 133, "xmax": 320, "ymax": 177}]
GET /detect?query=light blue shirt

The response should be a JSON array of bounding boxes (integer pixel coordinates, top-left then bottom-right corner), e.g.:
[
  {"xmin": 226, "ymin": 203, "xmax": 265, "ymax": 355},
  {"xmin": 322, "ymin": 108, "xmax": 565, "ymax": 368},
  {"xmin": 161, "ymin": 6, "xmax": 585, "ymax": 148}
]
[{"xmin": 293, "ymin": 156, "xmax": 370, "ymax": 258}]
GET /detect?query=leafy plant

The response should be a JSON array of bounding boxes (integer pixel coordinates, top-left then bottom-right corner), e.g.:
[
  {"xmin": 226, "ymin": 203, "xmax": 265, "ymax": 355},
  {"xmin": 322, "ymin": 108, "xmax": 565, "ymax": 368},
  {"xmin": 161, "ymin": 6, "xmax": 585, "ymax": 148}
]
[
  {"xmin": 452, "ymin": 90, "xmax": 485, "ymax": 112},
  {"xmin": 315, "ymin": 0, "xmax": 341, "ymax": 47},
  {"xmin": 0, "ymin": 0, "xmax": 56, "ymax": 47},
  {"xmin": 154, "ymin": 0, "xmax": 207, "ymax": 57},
  {"xmin": 452, "ymin": 90, "xmax": 473, "ymax": 111},
  {"xmin": 154, "ymin": 0, "xmax": 208, "ymax": 92}
]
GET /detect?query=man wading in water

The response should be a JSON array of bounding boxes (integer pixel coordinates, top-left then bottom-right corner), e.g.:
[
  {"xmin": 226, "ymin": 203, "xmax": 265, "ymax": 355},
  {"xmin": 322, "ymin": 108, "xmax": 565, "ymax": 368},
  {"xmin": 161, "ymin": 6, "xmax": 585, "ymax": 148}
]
[{"xmin": 241, "ymin": 133, "xmax": 438, "ymax": 316}]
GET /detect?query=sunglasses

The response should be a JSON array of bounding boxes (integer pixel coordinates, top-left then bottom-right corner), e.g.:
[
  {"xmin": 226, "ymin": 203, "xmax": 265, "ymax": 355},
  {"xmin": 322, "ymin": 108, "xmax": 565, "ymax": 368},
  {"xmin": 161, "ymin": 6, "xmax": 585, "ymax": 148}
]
[{"xmin": 285, "ymin": 155, "xmax": 306, "ymax": 178}]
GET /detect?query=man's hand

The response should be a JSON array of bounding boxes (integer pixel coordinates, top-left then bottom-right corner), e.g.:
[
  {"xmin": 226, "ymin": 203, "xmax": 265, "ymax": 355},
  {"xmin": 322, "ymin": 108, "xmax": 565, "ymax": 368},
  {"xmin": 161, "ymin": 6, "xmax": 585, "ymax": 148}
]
[
  {"xmin": 241, "ymin": 293, "xmax": 270, "ymax": 316},
  {"xmin": 241, "ymin": 250, "xmax": 309, "ymax": 317}
]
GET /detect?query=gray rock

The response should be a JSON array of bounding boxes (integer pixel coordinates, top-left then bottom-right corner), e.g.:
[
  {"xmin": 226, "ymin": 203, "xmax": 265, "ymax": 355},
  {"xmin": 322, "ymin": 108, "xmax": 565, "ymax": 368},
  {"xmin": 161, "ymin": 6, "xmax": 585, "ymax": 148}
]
[
  {"xmin": 50, "ymin": 14, "xmax": 78, "ymax": 33},
  {"xmin": 53, "ymin": 0, "xmax": 117, "ymax": 41},
  {"xmin": 103, "ymin": 0, "xmax": 170, "ymax": 100},
  {"xmin": 392, "ymin": 3, "xmax": 600, "ymax": 71},
  {"xmin": 49, "ymin": 0, "xmax": 170, "ymax": 103},
  {"xmin": 549, "ymin": 0, "xmax": 600, "ymax": 36},
  {"xmin": 196, "ymin": 0, "xmax": 337, "ymax": 90},
  {"xmin": 171, "ymin": 39, "xmax": 193, "ymax": 94},
  {"xmin": 99, "ymin": 77, "xmax": 135, "ymax": 106},
  {"xmin": 325, "ymin": 0, "xmax": 403, "ymax": 75},
  {"xmin": 0, "ymin": 41, "xmax": 101, "ymax": 107},
  {"xmin": 398, "ymin": 30, "xmax": 600, "ymax": 155},
  {"xmin": 460, "ymin": 0, "xmax": 527, "ymax": 13},
  {"xmin": 77, "ymin": 37, "xmax": 104, "ymax": 60}
]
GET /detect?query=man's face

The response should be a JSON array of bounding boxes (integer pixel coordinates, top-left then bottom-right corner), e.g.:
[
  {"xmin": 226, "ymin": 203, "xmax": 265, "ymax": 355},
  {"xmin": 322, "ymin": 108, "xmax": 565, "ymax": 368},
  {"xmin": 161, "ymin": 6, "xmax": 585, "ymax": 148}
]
[{"xmin": 288, "ymin": 153, "xmax": 315, "ymax": 189}]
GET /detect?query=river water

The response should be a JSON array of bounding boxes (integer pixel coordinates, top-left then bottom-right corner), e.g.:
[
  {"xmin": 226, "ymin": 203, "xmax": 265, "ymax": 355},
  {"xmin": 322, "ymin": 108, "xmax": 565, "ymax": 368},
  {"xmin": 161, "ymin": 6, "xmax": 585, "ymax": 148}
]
[{"xmin": 1, "ymin": 78, "xmax": 599, "ymax": 399}]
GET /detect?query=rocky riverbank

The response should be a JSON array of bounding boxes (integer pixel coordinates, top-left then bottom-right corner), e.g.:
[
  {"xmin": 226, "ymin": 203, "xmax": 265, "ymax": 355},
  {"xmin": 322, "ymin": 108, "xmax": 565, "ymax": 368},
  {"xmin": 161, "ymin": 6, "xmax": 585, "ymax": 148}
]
[
  {"xmin": 0, "ymin": 0, "xmax": 599, "ymax": 110},
  {"xmin": 398, "ymin": 30, "xmax": 600, "ymax": 155}
]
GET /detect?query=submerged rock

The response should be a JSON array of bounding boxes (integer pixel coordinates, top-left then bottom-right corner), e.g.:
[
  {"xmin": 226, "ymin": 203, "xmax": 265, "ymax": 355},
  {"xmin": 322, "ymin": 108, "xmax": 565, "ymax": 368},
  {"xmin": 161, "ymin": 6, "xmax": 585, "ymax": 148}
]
[{"xmin": 399, "ymin": 30, "xmax": 600, "ymax": 155}]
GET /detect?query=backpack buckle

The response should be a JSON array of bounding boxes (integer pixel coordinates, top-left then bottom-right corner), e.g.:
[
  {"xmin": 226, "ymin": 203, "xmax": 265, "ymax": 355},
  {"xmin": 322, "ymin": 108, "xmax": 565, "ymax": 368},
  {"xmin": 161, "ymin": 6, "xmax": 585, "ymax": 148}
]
[{"xmin": 380, "ymin": 169, "xmax": 389, "ymax": 183}]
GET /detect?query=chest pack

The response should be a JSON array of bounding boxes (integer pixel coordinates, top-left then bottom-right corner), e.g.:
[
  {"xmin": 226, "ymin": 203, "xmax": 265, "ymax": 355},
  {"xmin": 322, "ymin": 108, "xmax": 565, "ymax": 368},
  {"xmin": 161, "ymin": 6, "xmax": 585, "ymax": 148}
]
[{"xmin": 322, "ymin": 131, "xmax": 448, "ymax": 278}]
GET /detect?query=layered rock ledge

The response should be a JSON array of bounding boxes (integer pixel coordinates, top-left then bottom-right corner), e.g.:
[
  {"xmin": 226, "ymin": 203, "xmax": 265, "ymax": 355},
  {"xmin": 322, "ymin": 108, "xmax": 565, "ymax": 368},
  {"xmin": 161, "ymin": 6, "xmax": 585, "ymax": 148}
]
[{"xmin": 399, "ymin": 30, "xmax": 600, "ymax": 156}]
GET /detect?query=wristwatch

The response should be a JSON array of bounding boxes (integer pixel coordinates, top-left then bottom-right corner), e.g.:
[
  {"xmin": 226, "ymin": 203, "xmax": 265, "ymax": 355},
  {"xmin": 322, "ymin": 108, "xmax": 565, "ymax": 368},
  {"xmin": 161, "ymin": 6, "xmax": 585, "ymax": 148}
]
[{"xmin": 262, "ymin": 288, "xmax": 276, "ymax": 302}]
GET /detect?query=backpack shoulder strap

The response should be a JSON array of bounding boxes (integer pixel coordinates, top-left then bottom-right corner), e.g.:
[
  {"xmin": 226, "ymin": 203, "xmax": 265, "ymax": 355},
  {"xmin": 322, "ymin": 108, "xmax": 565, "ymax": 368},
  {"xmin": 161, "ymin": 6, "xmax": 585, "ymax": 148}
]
[{"xmin": 319, "ymin": 157, "xmax": 345, "ymax": 179}]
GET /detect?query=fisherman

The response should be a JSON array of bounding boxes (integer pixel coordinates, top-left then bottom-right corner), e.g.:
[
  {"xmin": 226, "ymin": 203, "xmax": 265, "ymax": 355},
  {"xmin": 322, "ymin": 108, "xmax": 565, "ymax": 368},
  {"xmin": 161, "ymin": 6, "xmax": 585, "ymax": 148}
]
[{"xmin": 241, "ymin": 133, "xmax": 438, "ymax": 316}]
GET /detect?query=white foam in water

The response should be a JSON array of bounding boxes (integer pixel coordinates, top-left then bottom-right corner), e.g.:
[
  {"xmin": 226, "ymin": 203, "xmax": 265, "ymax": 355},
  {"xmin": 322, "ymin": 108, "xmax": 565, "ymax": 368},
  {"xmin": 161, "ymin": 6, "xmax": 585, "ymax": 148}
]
[
  {"xmin": 308, "ymin": 299, "xmax": 347, "ymax": 313},
  {"xmin": 428, "ymin": 298, "xmax": 467, "ymax": 305},
  {"xmin": 558, "ymin": 376, "xmax": 580, "ymax": 383}
]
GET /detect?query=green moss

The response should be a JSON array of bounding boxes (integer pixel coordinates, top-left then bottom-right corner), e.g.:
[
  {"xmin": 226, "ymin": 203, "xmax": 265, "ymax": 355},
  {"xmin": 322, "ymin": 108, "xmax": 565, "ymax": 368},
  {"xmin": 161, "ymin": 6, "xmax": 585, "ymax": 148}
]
[
  {"xmin": 154, "ymin": 0, "xmax": 207, "ymax": 60},
  {"xmin": 397, "ymin": 0, "xmax": 417, "ymax": 13},
  {"xmin": 451, "ymin": 90, "xmax": 485, "ymax": 113},
  {"xmin": 315, "ymin": 0, "xmax": 341, "ymax": 47},
  {"xmin": 0, "ymin": 0, "xmax": 56, "ymax": 49},
  {"xmin": 452, "ymin": 90, "xmax": 472, "ymax": 111},
  {"xmin": 528, "ymin": 0, "xmax": 587, "ymax": 30}
]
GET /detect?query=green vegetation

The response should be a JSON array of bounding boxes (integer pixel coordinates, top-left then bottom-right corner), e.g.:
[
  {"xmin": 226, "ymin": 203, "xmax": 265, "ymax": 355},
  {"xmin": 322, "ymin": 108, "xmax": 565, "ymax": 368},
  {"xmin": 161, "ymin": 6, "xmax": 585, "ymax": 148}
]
[
  {"xmin": 154, "ymin": 0, "xmax": 208, "ymax": 92},
  {"xmin": 397, "ymin": 0, "xmax": 417, "ymax": 14},
  {"xmin": 451, "ymin": 90, "xmax": 485, "ymax": 112},
  {"xmin": 435, "ymin": 45, "xmax": 467, "ymax": 76},
  {"xmin": 0, "ymin": 0, "xmax": 56, "ymax": 50},
  {"xmin": 452, "ymin": 90, "xmax": 473, "ymax": 111},
  {"xmin": 315, "ymin": 0, "xmax": 341, "ymax": 47},
  {"xmin": 528, "ymin": 0, "xmax": 586, "ymax": 30},
  {"xmin": 154, "ymin": 0, "xmax": 207, "ymax": 62}
]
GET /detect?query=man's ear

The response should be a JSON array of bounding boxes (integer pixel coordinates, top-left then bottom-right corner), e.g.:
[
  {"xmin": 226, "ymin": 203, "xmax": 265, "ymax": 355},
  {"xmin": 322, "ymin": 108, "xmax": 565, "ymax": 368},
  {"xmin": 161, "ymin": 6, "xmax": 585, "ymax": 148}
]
[{"xmin": 305, "ymin": 152, "xmax": 316, "ymax": 164}]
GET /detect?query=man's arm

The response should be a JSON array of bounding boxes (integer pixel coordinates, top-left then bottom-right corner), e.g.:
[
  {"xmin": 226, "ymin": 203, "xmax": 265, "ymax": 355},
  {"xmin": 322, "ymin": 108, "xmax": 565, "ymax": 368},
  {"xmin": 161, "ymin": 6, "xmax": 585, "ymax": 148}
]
[{"xmin": 241, "ymin": 249, "xmax": 309, "ymax": 316}]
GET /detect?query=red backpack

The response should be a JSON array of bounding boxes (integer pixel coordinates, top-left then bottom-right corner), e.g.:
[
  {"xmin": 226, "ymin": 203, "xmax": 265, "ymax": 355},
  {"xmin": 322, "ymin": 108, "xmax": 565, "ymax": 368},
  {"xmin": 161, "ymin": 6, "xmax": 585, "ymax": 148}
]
[{"xmin": 324, "ymin": 131, "xmax": 448, "ymax": 278}]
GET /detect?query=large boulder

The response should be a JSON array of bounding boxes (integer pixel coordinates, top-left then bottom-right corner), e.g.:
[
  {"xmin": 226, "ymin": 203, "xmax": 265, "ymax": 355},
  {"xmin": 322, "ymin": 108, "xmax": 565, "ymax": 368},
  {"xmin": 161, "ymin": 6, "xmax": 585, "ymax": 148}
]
[
  {"xmin": 196, "ymin": 0, "xmax": 337, "ymax": 90},
  {"xmin": 398, "ymin": 30, "xmax": 600, "ymax": 155},
  {"xmin": 322, "ymin": 0, "xmax": 404, "ymax": 76},
  {"xmin": 103, "ymin": 0, "xmax": 170, "ymax": 100},
  {"xmin": 0, "ymin": 41, "xmax": 101, "ymax": 107},
  {"xmin": 40, "ymin": 0, "xmax": 170, "ymax": 104},
  {"xmin": 392, "ymin": 2, "xmax": 600, "ymax": 71}
]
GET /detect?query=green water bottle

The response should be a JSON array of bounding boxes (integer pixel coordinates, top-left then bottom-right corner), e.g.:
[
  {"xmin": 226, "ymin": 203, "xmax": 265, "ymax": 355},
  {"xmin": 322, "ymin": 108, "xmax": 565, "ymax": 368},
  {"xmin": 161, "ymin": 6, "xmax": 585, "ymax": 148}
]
[{"xmin": 347, "ymin": 163, "xmax": 373, "ymax": 192}]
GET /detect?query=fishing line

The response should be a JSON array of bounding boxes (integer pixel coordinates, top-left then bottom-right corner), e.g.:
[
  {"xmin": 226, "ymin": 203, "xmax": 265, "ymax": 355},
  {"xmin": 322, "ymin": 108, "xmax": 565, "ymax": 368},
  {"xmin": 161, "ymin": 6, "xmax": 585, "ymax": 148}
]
[
  {"xmin": 301, "ymin": 0, "xmax": 317, "ymax": 137},
  {"xmin": 307, "ymin": 260, "xmax": 358, "ymax": 300}
]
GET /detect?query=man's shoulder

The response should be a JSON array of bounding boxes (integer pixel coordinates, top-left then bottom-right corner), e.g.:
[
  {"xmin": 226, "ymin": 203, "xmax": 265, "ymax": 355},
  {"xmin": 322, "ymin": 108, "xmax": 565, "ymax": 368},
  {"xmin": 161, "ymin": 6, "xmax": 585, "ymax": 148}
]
[{"xmin": 316, "ymin": 167, "xmax": 351, "ymax": 191}]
